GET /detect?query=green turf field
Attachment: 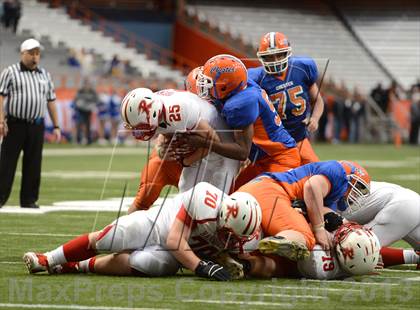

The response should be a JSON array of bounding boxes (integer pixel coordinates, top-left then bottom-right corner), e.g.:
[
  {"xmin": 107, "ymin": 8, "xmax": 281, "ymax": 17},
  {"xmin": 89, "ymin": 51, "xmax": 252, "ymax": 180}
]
[{"xmin": 0, "ymin": 143, "xmax": 419, "ymax": 309}]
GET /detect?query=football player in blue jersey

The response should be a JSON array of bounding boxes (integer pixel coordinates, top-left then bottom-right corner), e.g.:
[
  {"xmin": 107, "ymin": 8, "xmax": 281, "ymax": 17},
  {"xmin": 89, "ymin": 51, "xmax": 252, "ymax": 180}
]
[
  {"xmin": 186, "ymin": 54, "xmax": 301, "ymax": 190},
  {"xmin": 249, "ymin": 32, "xmax": 325, "ymax": 164}
]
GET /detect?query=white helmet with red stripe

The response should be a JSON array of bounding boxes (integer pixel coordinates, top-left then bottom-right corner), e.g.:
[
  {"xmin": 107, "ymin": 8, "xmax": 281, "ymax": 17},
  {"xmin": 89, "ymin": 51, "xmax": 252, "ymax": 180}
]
[
  {"xmin": 217, "ymin": 192, "xmax": 262, "ymax": 250},
  {"xmin": 334, "ymin": 222, "xmax": 381, "ymax": 275},
  {"xmin": 120, "ymin": 88, "xmax": 163, "ymax": 141}
]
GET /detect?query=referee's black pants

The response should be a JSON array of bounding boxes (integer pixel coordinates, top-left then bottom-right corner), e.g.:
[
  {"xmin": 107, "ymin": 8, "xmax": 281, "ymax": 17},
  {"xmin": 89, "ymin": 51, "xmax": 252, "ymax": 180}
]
[{"xmin": 0, "ymin": 118, "xmax": 44, "ymax": 206}]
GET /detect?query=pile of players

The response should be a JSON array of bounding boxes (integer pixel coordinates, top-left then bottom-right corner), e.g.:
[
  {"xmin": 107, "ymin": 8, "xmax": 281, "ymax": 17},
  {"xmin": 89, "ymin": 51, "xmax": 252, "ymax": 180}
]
[{"xmin": 23, "ymin": 32, "xmax": 419, "ymax": 281}]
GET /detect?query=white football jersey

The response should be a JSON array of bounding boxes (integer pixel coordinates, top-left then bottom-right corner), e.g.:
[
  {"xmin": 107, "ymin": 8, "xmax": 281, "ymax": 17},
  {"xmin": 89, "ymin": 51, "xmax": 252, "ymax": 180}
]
[
  {"xmin": 297, "ymin": 245, "xmax": 348, "ymax": 280},
  {"xmin": 342, "ymin": 181, "xmax": 420, "ymax": 224}
]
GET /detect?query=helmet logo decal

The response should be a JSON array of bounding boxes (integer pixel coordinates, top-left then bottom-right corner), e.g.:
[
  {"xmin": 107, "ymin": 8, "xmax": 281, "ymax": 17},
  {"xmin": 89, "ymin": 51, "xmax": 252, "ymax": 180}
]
[
  {"xmin": 342, "ymin": 247, "xmax": 355, "ymax": 261},
  {"xmin": 138, "ymin": 99, "xmax": 152, "ymax": 123},
  {"xmin": 210, "ymin": 66, "xmax": 235, "ymax": 74},
  {"xmin": 226, "ymin": 204, "xmax": 239, "ymax": 220}
]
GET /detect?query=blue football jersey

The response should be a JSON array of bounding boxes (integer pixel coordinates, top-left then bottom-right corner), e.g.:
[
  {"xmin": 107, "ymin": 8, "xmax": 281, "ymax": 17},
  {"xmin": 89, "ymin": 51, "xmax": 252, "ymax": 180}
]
[
  {"xmin": 219, "ymin": 79, "xmax": 296, "ymax": 159},
  {"xmin": 262, "ymin": 161, "xmax": 349, "ymax": 211},
  {"xmin": 249, "ymin": 56, "xmax": 318, "ymax": 142}
]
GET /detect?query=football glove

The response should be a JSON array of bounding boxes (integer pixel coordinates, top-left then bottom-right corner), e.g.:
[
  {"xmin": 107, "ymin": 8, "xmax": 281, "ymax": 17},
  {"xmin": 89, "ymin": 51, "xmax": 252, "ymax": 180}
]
[
  {"xmin": 195, "ymin": 260, "xmax": 231, "ymax": 281},
  {"xmin": 324, "ymin": 212, "xmax": 344, "ymax": 232}
]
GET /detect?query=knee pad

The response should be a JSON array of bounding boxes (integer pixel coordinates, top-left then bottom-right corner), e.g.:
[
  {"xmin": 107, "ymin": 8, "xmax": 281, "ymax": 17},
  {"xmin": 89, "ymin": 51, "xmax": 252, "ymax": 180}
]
[{"xmin": 129, "ymin": 246, "xmax": 180, "ymax": 276}]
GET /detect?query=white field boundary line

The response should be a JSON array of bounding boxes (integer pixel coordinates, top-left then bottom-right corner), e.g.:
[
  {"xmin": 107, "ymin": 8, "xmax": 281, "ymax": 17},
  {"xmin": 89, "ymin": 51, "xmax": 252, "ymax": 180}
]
[
  {"xmin": 405, "ymin": 276, "xmax": 420, "ymax": 281},
  {"xmin": 182, "ymin": 299, "xmax": 291, "ymax": 307},
  {"xmin": 300, "ymin": 279, "xmax": 399, "ymax": 286},
  {"xmin": 265, "ymin": 285, "xmax": 360, "ymax": 292},
  {"xmin": 42, "ymin": 147, "xmax": 150, "ymax": 156},
  {"xmin": 225, "ymin": 292, "xmax": 326, "ymax": 299},
  {"xmin": 0, "ymin": 303, "xmax": 170, "ymax": 310}
]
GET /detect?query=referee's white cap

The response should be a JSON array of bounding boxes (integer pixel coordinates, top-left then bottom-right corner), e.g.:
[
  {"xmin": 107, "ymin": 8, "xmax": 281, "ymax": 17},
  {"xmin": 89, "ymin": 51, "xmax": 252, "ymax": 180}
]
[{"xmin": 20, "ymin": 38, "xmax": 44, "ymax": 52}]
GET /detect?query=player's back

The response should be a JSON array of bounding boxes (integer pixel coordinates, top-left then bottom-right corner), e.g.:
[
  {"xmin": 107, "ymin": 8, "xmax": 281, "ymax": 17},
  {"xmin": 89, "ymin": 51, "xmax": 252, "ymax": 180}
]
[{"xmin": 262, "ymin": 161, "xmax": 348, "ymax": 206}]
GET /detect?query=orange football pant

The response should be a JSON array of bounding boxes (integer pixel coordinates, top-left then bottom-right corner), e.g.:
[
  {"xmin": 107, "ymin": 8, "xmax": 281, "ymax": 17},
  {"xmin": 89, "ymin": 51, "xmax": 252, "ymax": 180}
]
[
  {"xmin": 133, "ymin": 149, "xmax": 182, "ymax": 210},
  {"xmin": 237, "ymin": 177, "xmax": 315, "ymax": 250},
  {"xmin": 297, "ymin": 138, "xmax": 319, "ymax": 165},
  {"xmin": 233, "ymin": 146, "xmax": 301, "ymax": 191}
]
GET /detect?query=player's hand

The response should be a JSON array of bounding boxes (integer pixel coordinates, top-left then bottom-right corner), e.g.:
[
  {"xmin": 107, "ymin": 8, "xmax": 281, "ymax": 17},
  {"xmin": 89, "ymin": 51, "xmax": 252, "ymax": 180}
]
[
  {"xmin": 177, "ymin": 132, "xmax": 211, "ymax": 148},
  {"xmin": 315, "ymin": 229, "xmax": 332, "ymax": 252},
  {"xmin": 195, "ymin": 260, "xmax": 231, "ymax": 281},
  {"xmin": 303, "ymin": 117, "xmax": 319, "ymax": 132}
]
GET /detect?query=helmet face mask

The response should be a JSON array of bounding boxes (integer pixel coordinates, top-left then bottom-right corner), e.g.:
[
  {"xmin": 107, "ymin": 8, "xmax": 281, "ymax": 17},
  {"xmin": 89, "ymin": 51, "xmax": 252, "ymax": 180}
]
[
  {"xmin": 257, "ymin": 47, "xmax": 292, "ymax": 74},
  {"xmin": 197, "ymin": 71, "xmax": 213, "ymax": 99}
]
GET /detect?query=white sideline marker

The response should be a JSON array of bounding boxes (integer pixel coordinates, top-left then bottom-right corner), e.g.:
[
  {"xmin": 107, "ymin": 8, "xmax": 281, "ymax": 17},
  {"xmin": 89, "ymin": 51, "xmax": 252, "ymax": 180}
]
[
  {"xmin": 183, "ymin": 299, "xmax": 291, "ymax": 307},
  {"xmin": 2, "ymin": 232, "xmax": 77, "ymax": 237},
  {"xmin": 265, "ymin": 285, "xmax": 360, "ymax": 292},
  {"xmin": 0, "ymin": 304, "xmax": 170, "ymax": 310}
]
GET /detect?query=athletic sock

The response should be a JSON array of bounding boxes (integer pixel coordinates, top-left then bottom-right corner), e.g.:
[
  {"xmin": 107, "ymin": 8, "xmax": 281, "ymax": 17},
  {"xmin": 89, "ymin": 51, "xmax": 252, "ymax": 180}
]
[
  {"xmin": 47, "ymin": 234, "xmax": 96, "ymax": 266},
  {"xmin": 380, "ymin": 247, "xmax": 419, "ymax": 267},
  {"xmin": 78, "ymin": 257, "xmax": 96, "ymax": 273}
]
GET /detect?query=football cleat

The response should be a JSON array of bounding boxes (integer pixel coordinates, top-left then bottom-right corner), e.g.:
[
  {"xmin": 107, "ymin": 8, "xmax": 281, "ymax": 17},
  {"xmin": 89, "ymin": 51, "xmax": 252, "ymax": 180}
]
[
  {"xmin": 214, "ymin": 252, "xmax": 245, "ymax": 280},
  {"xmin": 23, "ymin": 252, "xmax": 49, "ymax": 274},
  {"xmin": 258, "ymin": 236, "xmax": 310, "ymax": 261}
]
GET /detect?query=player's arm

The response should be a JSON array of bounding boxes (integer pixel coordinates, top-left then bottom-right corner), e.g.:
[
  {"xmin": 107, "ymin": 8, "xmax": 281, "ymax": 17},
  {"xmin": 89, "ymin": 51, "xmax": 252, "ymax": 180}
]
[
  {"xmin": 166, "ymin": 208, "xmax": 231, "ymax": 281},
  {"xmin": 303, "ymin": 175, "xmax": 333, "ymax": 250},
  {"xmin": 305, "ymin": 83, "xmax": 324, "ymax": 132},
  {"xmin": 180, "ymin": 124, "xmax": 253, "ymax": 161},
  {"xmin": 166, "ymin": 217, "xmax": 200, "ymax": 271},
  {"xmin": 181, "ymin": 119, "xmax": 221, "ymax": 166}
]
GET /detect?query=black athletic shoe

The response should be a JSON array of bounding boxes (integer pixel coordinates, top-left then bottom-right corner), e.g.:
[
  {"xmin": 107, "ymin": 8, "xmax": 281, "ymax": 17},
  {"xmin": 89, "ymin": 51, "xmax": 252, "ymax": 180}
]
[{"xmin": 21, "ymin": 203, "xmax": 40, "ymax": 209}]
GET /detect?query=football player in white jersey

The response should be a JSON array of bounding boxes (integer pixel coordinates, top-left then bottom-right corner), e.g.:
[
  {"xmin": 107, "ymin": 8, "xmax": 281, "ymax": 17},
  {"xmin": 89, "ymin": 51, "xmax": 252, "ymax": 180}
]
[
  {"xmin": 23, "ymin": 182, "xmax": 261, "ymax": 281},
  {"xmin": 121, "ymin": 87, "xmax": 240, "ymax": 214},
  {"xmin": 340, "ymin": 181, "xmax": 420, "ymax": 268},
  {"xmin": 235, "ymin": 223, "xmax": 381, "ymax": 280}
]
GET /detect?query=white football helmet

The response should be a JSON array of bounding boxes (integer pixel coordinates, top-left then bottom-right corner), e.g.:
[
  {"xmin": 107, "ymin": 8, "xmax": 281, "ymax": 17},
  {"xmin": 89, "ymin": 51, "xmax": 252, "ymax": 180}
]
[
  {"xmin": 217, "ymin": 192, "xmax": 262, "ymax": 251},
  {"xmin": 334, "ymin": 222, "xmax": 381, "ymax": 276},
  {"xmin": 120, "ymin": 88, "xmax": 163, "ymax": 141}
]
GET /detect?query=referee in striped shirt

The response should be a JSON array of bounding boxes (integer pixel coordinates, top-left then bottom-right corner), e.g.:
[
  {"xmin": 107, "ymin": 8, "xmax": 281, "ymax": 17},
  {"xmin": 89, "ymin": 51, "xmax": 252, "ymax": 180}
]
[{"xmin": 0, "ymin": 38, "xmax": 61, "ymax": 208}]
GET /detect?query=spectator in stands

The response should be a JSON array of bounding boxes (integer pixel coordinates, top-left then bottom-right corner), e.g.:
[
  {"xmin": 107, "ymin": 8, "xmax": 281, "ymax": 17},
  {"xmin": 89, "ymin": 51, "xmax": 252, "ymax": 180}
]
[
  {"xmin": 409, "ymin": 85, "xmax": 420, "ymax": 145},
  {"xmin": 370, "ymin": 82, "xmax": 388, "ymax": 113},
  {"xmin": 67, "ymin": 48, "xmax": 81, "ymax": 68},
  {"xmin": 78, "ymin": 48, "xmax": 95, "ymax": 77},
  {"xmin": 0, "ymin": 38, "xmax": 61, "ymax": 209},
  {"xmin": 2, "ymin": 0, "xmax": 21, "ymax": 33},
  {"xmin": 108, "ymin": 54, "xmax": 123, "ymax": 78},
  {"xmin": 388, "ymin": 80, "xmax": 406, "ymax": 108},
  {"xmin": 123, "ymin": 60, "xmax": 136, "ymax": 76},
  {"xmin": 332, "ymin": 81, "xmax": 347, "ymax": 143},
  {"xmin": 74, "ymin": 78, "xmax": 98, "ymax": 145},
  {"xmin": 349, "ymin": 87, "xmax": 366, "ymax": 143}
]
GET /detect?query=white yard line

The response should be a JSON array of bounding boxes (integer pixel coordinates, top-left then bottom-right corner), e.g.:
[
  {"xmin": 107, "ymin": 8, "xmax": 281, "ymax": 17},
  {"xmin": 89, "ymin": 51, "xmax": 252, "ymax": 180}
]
[
  {"xmin": 381, "ymin": 269, "xmax": 420, "ymax": 274},
  {"xmin": 42, "ymin": 147, "xmax": 149, "ymax": 156},
  {"xmin": 0, "ymin": 303, "xmax": 168, "ymax": 310},
  {"xmin": 1, "ymin": 232, "xmax": 77, "ymax": 237},
  {"xmin": 182, "ymin": 299, "xmax": 290, "ymax": 307},
  {"xmin": 405, "ymin": 276, "xmax": 420, "ymax": 281},
  {"xmin": 265, "ymin": 285, "xmax": 360, "ymax": 292},
  {"xmin": 0, "ymin": 262, "xmax": 21, "ymax": 264},
  {"xmin": 225, "ymin": 292, "xmax": 326, "ymax": 300}
]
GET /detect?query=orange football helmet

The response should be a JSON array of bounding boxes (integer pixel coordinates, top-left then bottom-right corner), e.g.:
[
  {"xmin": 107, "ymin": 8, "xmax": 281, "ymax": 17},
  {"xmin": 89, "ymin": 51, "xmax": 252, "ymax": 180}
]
[
  {"xmin": 197, "ymin": 54, "xmax": 247, "ymax": 100},
  {"xmin": 257, "ymin": 32, "xmax": 292, "ymax": 74},
  {"xmin": 184, "ymin": 66, "xmax": 202, "ymax": 94},
  {"xmin": 339, "ymin": 160, "xmax": 371, "ymax": 211}
]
